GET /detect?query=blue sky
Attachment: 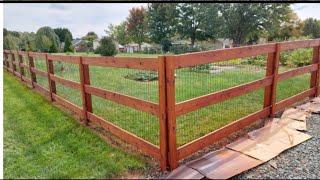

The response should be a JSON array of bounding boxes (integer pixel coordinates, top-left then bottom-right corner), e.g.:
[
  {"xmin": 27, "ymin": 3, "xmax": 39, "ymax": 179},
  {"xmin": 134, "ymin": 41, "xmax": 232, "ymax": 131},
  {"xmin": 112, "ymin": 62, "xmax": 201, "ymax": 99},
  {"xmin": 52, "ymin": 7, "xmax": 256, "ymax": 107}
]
[{"xmin": 4, "ymin": 3, "xmax": 320, "ymax": 39}]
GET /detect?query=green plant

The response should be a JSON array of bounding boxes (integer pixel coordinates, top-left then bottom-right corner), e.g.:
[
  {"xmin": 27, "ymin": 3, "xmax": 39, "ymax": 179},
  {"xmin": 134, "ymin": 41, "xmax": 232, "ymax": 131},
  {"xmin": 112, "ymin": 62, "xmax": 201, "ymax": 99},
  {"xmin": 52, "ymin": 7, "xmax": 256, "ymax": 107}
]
[
  {"xmin": 242, "ymin": 55, "xmax": 266, "ymax": 66},
  {"xmin": 95, "ymin": 36, "xmax": 117, "ymax": 56},
  {"xmin": 287, "ymin": 48, "xmax": 312, "ymax": 67},
  {"xmin": 124, "ymin": 71, "xmax": 158, "ymax": 82}
]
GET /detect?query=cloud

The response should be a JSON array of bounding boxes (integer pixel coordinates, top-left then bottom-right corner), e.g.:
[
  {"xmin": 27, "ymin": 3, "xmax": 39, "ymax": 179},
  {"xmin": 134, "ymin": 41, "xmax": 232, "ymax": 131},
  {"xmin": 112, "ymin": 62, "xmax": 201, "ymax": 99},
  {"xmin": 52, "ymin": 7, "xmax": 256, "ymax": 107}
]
[{"xmin": 4, "ymin": 3, "xmax": 147, "ymax": 38}]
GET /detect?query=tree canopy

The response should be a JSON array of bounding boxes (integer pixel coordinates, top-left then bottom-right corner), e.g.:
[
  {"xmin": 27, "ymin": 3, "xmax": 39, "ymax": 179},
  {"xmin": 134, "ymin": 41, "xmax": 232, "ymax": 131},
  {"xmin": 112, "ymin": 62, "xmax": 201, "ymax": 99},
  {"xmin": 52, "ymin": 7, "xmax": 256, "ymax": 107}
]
[
  {"xmin": 126, "ymin": 6, "xmax": 148, "ymax": 48},
  {"xmin": 35, "ymin": 26, "xmax": 60, "ymax": 53}
]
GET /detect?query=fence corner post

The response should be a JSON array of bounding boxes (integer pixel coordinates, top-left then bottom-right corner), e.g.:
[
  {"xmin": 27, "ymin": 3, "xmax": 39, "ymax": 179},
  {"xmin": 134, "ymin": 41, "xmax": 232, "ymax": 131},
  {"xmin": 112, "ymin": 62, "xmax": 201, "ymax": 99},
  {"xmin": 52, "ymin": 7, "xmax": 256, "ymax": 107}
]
[
  {"xmin": 264, "ymin": 43, "xmax": 280, "ymax": 117},
  {"xmin": 158, "ymin": 55, "xmax": 169, "ymax": 171},
  {"xmin": 165, "ymin": 55, "xmax": 178, "ymax": 170},
  {"xmin": 310, "ymin": 41, "xmax": 320, "ymax": 97}
]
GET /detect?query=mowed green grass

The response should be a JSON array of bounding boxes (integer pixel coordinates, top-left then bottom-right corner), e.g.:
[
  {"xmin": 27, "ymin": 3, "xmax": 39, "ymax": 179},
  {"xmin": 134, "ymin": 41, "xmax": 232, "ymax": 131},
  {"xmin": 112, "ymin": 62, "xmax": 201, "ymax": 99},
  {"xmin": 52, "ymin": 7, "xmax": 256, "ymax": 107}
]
[
  {"xmin": 10, "ymin": 54, "xmax": 312, "ymax": 147},
  {"xmin": 3, "ymin": 72, "xmax": 149, "ymax": 179}
]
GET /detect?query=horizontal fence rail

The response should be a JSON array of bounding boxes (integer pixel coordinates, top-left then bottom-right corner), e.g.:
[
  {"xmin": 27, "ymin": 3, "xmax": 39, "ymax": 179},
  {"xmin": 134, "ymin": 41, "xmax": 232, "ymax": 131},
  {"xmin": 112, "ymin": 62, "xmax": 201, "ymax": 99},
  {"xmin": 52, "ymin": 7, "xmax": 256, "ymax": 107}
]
[{"xmin": 3, "ymin": 39, "xmax": 320, "ymax": 171}]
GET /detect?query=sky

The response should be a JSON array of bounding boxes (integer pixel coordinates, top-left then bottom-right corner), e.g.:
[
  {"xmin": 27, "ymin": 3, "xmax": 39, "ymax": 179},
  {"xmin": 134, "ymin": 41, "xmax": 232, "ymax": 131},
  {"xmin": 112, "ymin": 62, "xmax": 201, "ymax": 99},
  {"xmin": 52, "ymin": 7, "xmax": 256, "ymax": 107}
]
[{"xmin": 4, "ymin": 3, "xmax": 320, "ymax": 39}]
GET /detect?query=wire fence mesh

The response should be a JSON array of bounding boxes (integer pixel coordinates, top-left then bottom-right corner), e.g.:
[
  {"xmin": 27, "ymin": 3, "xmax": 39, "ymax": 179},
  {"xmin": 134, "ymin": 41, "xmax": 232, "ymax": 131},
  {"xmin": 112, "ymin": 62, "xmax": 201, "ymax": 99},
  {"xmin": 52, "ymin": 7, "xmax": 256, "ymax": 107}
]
[
  {"xmin": 175, "ymin": 56, "xmax": 267, "ymax": 146},
  {"xmin": 33, "ymin": 56, "xmax": 49, "ymax": 89},
  {"xmin": 89, "ymin": 66, "xmax": 160, "ymax": 145}
]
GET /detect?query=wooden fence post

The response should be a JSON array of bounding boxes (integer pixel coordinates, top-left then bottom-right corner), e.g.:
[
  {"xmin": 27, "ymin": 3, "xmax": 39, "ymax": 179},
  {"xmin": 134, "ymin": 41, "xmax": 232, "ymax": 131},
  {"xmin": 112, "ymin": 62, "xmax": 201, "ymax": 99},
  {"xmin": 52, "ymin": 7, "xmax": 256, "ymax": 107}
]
[
  {"xmin": 158, "ymin": 56, "xmax": 168, "ymax": 171},
  {"xmin": 4, "ymin": 52, "xmax": 9, "ymax": 70},
  {"xmin": 165, "ymin": 55, "xmax": 178, "ymax": 170},
  {"xmin": 11, "ymin": 51, "xmax": 17, "ymax": 74},
  {"xmin": 310, "ymin": 43, "xmax": 320, "ymax": 97},
  {"xmin": 263, "ymin": 43, "xmax": 280, "ymax": 116},
  {"xmin": 18, "ymin": 52, "xmax": 25, "ymax": 81},
  {"xmin": 45, "ymin": 53, "xmax": 56, "ymax": 101},
  {"xmin": 79, "ymin": 56, "xmax": 92, "ymax": 125},
  {"xmin": 28, "ymin": 52, "xmax": 37, "ymax": 88},
  {"xmin": 79, "ymin": 56, "xmax": 92, "ymax": 124}
]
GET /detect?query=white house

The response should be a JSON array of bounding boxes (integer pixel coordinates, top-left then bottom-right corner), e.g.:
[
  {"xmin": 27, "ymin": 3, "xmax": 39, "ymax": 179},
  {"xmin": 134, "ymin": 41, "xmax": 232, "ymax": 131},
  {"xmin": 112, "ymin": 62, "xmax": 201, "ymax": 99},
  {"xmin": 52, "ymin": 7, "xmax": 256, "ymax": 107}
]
[{"xmin": 126, "ymin": 43, "xmax": 139, "ymax": 53}]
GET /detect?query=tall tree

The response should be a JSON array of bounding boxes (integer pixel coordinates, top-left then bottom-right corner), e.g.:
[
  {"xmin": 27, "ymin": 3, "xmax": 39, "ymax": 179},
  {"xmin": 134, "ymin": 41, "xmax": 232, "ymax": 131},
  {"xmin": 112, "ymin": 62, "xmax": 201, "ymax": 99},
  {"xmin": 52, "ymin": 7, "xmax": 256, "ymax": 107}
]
[
  {"xmin": 35, "ymin": 26, "xmax": 60, "ymax": 53},
  {"xmin": 19, "ymin": 32, "xmax": 37, "ymax": 51},
  {"xmin": 126, "ymin": 6, "xmax": 148, "ymax": 49},
  {"xmin": 176, "ymin": 3, "xmax": 223, "ymax": 46},
  {"xmin": 82, "ymin": 31, "xmax": 98, "ymax": 42},
  {"xmin": 54, "ymin": 28, "xmax": 73, "ymax": 43},
  {"xmin": 302, "ymin": 18, "xmax": 320, "ymax": 38},
  {"xmin": 106, "ymin": 22, "xmax": 129, "ymax": 45},
  {"xmin": 147, "ymin": 3, "xmax": 178, "ymax": 45},
  {"xmin": 219, "ymin": 3, "xmax": 292, "ymax": 46},
  {"xmin": 4, "ymin": 34, "xmax": 19, "ymax": 50},
  {"xmin": 63, "ymin": 34, "xmax": 74, "ymax": 52}
]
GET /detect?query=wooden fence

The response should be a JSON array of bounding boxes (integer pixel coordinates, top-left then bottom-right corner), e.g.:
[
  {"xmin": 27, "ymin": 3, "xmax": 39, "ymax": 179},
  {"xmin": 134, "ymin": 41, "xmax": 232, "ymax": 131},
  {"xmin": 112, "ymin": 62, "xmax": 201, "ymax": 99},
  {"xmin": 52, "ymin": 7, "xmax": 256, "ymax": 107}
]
[{"xmin": 3, "ymin": 39, "xmax": 320, "ymax": 171}]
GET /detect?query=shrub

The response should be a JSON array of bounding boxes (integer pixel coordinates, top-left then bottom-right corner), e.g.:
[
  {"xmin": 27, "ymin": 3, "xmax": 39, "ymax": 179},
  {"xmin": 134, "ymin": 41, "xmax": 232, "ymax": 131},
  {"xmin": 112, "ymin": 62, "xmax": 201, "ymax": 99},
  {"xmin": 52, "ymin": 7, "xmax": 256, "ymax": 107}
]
[
  {"xmin": 124, "ymin": 72, "xmax": 158, "ymax": 82},
  {"xmin": 161, "ymin": 38, "xmax": 172, "ymax": 52},
  {"xmin": 170, "ymin": 44, "xmax": 201, "ymax": 54},
  {"xmin": 281, "ymin": 48, "xmax": 312, "ymax": 67},
  {"xmin": 95, "ymin": 36, "xmax": 117, "ymax": 56},
  {"xmin": 242, "ymin": 55, "xmax": 266, "ymax": 66}
]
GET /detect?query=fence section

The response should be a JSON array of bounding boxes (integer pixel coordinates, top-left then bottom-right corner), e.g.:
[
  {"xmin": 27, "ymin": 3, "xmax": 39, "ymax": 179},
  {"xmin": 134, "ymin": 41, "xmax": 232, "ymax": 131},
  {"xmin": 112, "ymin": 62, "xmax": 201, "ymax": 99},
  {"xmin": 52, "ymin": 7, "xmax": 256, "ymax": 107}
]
[{"xmin": 3, "ymin": 39, "xmax": 320, "ymax": 171}]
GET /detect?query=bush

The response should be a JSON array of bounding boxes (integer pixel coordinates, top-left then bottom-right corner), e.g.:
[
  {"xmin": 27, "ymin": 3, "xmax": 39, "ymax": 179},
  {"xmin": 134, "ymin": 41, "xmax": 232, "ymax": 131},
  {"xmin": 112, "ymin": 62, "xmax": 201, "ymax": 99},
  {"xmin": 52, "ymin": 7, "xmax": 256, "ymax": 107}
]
[
  {"xmin": 124, "ymin": 72, "xmax": 158, "ymax": 82},
  {"xmin": 279, "ymin": 48, "xmax": 313, "ymax": 67},
  {"xmin": 161, "ymin": 39, "xmax": 172, "ymax": 52},
  {"xmin": 170, "ymin": 44, "xmax": 201, "ymax": 54},
  {"xmin": 242, "ymin": 55, "xmax": 266, "ymax": 66},
  {"xmin": 95, "ymin": 36, "xmax": 117, "ymax": 56}
]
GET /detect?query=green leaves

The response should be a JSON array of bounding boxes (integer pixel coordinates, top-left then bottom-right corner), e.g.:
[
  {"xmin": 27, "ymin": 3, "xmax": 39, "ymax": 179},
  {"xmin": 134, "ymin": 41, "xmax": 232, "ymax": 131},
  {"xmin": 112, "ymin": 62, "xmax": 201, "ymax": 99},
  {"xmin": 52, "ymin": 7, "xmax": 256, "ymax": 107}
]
[{"xmin": 35, "ymin": 26, "xmax": 60, "ymax": 53}]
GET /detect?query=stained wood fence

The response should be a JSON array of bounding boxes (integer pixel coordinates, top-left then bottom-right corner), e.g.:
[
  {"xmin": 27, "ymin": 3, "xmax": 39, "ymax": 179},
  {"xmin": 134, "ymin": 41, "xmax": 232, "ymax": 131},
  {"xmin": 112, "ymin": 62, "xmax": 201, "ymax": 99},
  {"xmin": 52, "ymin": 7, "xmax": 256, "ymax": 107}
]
[{"xmin": 3, "ymin": 39, "xmax": 320, "ymax": 171}]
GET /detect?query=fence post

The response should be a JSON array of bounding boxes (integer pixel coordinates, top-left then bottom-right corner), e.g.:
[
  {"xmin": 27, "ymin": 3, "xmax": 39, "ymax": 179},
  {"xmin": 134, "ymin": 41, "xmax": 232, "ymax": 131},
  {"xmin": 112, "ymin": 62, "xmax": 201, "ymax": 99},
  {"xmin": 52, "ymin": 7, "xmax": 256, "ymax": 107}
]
[
  {"xmin": 4, "ymin": 52, "xmax": 9, "ymax": 71},
  {"xmin": 165, "ymin": 55, "xmax": 178, "ymax": 170},
  {"xmin": 263, "ymin": 43, "xmax": 280, "ymax": 116},
  {"xmin": 11, "ymin": 50, "xmax": 17, "ymax": 74},
  {"xmin": 18, "ymin": 52, "xmax": 25, "ymax": 81},
  {"xmin": 79, "ymin": 56, "xmax": 92, "ymax": 125},
  {"xmin": 45, "ymin": 53, "xmax": 56, "ymax": 101},
  {"xmin": 28, "ymin": 52, "xmax": 37, "ymax": 88},
  {"xmin": 158, "ymin": 56, "xmax": 168, "ymax": 171},
  {"xmin": 80, "ymin": 56, "xmax": 92, "ymax": 124},
  {"xmin": 310, "ymin": 43, "xmax": 320, "ymax": 97}
]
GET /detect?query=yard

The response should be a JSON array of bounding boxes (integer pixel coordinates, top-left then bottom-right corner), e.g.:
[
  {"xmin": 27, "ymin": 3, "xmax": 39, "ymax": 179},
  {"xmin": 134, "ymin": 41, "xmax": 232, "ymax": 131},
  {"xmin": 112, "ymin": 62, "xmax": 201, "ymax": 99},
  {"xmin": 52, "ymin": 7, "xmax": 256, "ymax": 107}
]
[
  {"xmin": 3, "ymin": 72, "xmax": 151, "ymax": 178},
  {"xmin": 15, "ymin": 52, "xmax": 311, "ymax": 147}
]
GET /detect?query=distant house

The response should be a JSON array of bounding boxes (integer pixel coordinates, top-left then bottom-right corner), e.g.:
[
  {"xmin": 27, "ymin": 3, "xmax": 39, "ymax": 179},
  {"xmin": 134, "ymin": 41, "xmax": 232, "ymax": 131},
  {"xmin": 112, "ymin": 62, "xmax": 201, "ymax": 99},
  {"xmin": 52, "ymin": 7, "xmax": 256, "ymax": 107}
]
[
  {"xmin": 72, "ymin": 38, "xmax": 100, "ymax": 52},
  {"xmin": 92, "ymin": 39, "xmax": 100, "ymax": 50},
  {"xmin": 118, "ymin": 44, "xmax": 125, "ymax": 52},
  {"xmin": 141, "ymin": 42, "xmax": 153, "ymax": 51},
  {"xmin": 212, "ymin": 38, "xmax": 233, "ymax": 49},
  {"xmin": 126, "ymin": 43, "xmax": 139, "ymax": 53}
]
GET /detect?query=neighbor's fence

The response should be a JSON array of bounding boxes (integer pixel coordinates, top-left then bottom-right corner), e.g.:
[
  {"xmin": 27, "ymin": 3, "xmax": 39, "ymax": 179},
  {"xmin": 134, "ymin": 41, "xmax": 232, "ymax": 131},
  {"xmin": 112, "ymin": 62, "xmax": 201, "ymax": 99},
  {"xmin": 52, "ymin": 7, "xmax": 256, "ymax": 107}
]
[{"xmin": 3, "ymin": 39, "xmax": 320, "ymax": 171}]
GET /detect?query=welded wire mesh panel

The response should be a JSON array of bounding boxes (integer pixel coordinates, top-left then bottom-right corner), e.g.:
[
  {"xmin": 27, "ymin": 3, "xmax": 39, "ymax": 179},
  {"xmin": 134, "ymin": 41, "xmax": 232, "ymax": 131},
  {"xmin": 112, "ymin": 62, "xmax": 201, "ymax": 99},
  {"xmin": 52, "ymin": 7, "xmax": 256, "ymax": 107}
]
[
  {"xmin": 89, "ymin": 66, "xmax": 158, "ymax": 103},
  {"xmin": 175, "ymin": 56, "xmax": 267, "ymax": 102},
  {"xmin": 277, "ymin": 48, "xmax": 313, "ymax": 102},
  {"xmin": 177, "ymin": 89, "xmax": 264, "ymax": 146},
  {"xmin": 21, "ymin": 55, "xmax": 31, "ymax": 79},
  {"xmin": 52, "ymin": 60, "xmax": 80, "ymax": 82},
  {"xmin": 92, "ymin": 95, "xmax": 159, "ymax": 145},
  {"xmin": 276, "ymin": 73, "xmax": 311, "ymax": 102},
  {"xmin": 55, "ymin": 83, "xmax": 82, "ymax": 107},
  {"xmin": 33, "ymin": 56, "xmax": 49, "ymax": 89},
  {"xmin": 89, "ymin": 66, "xmax": 159, "ymax": 145},
  {"xmin": 175, "ymin": 56, "xmax": 267, "ymax": 146}
]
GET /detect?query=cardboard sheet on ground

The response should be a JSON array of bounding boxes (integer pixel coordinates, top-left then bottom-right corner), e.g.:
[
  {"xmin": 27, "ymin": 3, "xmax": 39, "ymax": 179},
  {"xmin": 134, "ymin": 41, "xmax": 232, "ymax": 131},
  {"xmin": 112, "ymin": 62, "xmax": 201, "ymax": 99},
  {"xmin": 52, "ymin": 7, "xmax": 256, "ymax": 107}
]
[
  {"xmin": 297, "ymin": 102, "xmax": 320, "ymax": 113},
  {"xmin": 164, "ymin": 165, "xmax": 204, "ymax": 179},
  {"xmin": 275, "ymin": 117, "xmax": 307, "ymax": 131},
  {"xmin": 311, "ymin": 97, "xmax": 320, "ymax": 103},
  {"xmin": 281, "ymin": 108, "xmax": 309, "ymax": 121},
  {"xmin": 186, "ymin": 148, "xmax": 263, "ymax": 179},
  {"xmin": 227, "ymin": 124, "xmax": 311, "ymax": 162}
]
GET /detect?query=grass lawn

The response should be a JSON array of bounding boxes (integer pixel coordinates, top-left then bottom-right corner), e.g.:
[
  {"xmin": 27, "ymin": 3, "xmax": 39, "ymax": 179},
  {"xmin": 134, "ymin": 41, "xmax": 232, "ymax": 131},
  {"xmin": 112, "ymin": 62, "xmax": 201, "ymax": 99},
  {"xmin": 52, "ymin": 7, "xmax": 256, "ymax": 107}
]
[
  {"xmin": 3, "ymin": 72, "xmax": 150, "ymax": 179},
  {"xmin": 10, "ymin": 54, "xmax": 312, "ymax": 147}
]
